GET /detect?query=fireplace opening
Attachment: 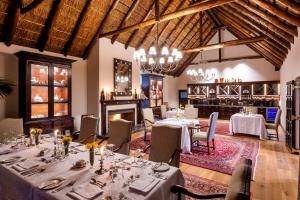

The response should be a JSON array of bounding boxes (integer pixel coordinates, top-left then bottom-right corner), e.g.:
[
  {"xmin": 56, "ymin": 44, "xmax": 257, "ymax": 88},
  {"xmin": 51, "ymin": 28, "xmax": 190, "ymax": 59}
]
[{"xmin": 108, "ymin": 109, "xmax": 135, "ymax": 130}]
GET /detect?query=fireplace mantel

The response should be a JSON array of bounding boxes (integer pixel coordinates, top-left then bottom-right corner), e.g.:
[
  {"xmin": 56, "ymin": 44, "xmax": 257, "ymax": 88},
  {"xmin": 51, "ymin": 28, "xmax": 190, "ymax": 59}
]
[{"xmin": 100, "ymin": 99, "xmax": 143, "ymax": 134}]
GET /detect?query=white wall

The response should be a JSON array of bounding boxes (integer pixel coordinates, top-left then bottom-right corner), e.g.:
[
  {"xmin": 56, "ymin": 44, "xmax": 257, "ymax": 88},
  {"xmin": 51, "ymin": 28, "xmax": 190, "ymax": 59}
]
[
  {"xmin": 280, "ymin": 28, "xmax": 300, "ymax": 130},
  {"xmin": 0, "ymin": 43, "xmax": 87, "ymax": 131},
  {"xmin": 163, "ymin": 76, "xmax": 179, "ymax": 108}
]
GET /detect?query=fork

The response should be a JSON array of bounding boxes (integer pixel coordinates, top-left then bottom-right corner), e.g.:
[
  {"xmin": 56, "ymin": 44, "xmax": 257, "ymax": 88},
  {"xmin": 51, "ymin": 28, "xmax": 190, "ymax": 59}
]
[{"xmin": 52, "ymin": 179, "xmax": 76, "ymax": 193}]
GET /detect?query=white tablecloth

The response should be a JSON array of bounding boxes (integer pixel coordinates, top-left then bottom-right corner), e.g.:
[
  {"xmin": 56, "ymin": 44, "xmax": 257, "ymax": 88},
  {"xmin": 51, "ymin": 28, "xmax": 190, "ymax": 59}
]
[
  {"xmin": 166, "ymin": 110, "xmax": 184, "ymax": 119},
  {"xmin": 0, "ymin": 140, "xmax": 184, "ymax": 200},
  {"xmin": 156, "ymin": 118, "xmax": 199, "ymax": 154},
  {"xmin": 230, "ymin": 113, "xmax": 267, "ymax": 139}
]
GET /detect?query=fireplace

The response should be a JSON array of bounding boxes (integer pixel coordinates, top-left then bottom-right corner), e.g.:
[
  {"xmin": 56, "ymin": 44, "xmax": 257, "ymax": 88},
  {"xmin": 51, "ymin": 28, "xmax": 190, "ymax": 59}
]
[{"xmin": 108, "ymin": 109, "xmax": 135, "ymax": 124}]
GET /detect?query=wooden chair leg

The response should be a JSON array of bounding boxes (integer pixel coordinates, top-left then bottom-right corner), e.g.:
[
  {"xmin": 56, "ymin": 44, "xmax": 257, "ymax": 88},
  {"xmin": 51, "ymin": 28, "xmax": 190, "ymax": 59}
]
[
  {"xmin": 276, "ymin": 129, "xmax": 279, "ymax": 141},
  {"xmin": 212, "ymin": 139, "xmax": 215, "ymax": 150},
  {"xmin": 144, "ymin": 131, "xmax": 147, "ymax": 141},
  {"xmin": 207, "ymin": 141, "xmax": 210, "ymax": 155}
]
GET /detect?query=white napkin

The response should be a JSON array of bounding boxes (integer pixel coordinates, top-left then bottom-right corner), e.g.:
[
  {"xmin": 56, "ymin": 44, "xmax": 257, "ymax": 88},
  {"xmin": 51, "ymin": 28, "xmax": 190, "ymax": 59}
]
[
  {"xmin": 67, "ymin": 183, "xmax": 103, "ymax": 200},
  {"xmin": 129, "ymin": 177, "xmax": 160, "ymax": 194},
  {"xmin": 12, "ymin": 160, "xmax": 39, "ymax": 172}
]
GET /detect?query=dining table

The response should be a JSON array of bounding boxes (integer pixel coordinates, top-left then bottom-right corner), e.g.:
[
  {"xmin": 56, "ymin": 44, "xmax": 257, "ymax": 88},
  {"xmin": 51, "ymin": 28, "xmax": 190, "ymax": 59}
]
[
  {"xmin": 229, "ymin": 113, "xmax": 268, "ymax": 139},
  {"xmin": 156, "ymin": 118, "xmax": 199, "ymax": 154},
  {"xmin": 0, "ymin": 136, "xmax": 184, "ymax": 200}
]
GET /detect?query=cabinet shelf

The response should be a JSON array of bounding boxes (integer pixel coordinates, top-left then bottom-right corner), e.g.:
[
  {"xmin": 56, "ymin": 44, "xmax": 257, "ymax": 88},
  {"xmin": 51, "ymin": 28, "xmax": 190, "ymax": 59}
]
[
  {"xmin": 31, "ymin": 102, "xmax": 48, "ymax": 104},
  {"xmin": 31, "ymin": 84, "xmax": 48, "ymax": 87}
]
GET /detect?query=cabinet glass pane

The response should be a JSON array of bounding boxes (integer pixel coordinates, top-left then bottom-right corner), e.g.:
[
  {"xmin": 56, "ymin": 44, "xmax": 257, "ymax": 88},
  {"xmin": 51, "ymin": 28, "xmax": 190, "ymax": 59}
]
[
  {"xmin": 31, "ymin": 104, "xmax": 48, "ymax": 118},
  {"xmin": 54, "ymin": 67, "xmax": 68, "ymax": 87},
  {"xmin": 54, "ymin": 103, "xmax": 68, "ymax": 117},
  {"xmin": 150, "ymin": 99, "xmax": 156, "ymax": 107},
  {"xmin": 31, "ymin": 64, "xmax": 48, "ymax": 85},
  {"xmin": 54, "ymin": 87, "xmax": 68, "ymax": 102},
  {"xmin": 31, "ymin": 86, "xmax": 48, "ymax": 103}
]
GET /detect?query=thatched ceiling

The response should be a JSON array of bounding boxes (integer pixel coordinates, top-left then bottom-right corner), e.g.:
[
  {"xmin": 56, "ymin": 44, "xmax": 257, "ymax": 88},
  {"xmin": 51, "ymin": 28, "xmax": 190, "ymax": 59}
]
[{"xmin": 0, "ymin": 0, "xmax": 299, "ymax": 76}]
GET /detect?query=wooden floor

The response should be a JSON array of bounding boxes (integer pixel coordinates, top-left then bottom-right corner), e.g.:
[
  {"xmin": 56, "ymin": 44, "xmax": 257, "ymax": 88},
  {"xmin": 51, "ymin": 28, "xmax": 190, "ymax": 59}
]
[{"xmin": 102, "ymin": 125, "xmax": 299, "ymax": 200}]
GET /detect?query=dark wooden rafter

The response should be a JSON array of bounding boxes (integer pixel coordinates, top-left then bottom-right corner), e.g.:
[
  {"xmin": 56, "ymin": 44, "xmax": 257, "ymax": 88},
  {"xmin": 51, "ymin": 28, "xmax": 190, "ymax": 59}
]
[
  {"xmin": 19, "ymin": 0, "xmax": 44, "ymax": 14},
  {"xmin": 111, "ymin": 0, "xmax": 140, "ymax": 44},
  {"xmin": 236, "ymin": 0, "xmax": 297, "ymax": 36},
  {"xmin": 190, "ymin": 55, "xmax": 263, "ymax": 64},
  {"xmin": 249, "ymin": 0, "xmax": 300, "ymax": 27},
  {"xmin": 82, "ymin": 0, "xmax": 120, "ymax": 59},
  {"xmin": 124, "ymin": 2, "xmax": 154, "ymax": 49},
  {"xmin": 228, "ymin": 3, "xmax": 294, "ymax": 43},
  {"xmin": 276, "ymin": 0, "xmax": 300, "ymax": 14},
  {"xmin": 62, "ymin": 0, "xmax": 92, "ymax": 56},
  {"xmin": 99, "ymin": 0, "xmax": 235, "ymax": 38},
  {"xmin": 36, "ymin": 0, "xmax": 61, "ymax": 52},
  {"xmin": 205, "ymin": 9, "xmax": 222, "ymax": 27},
  {"xmin": 215, "ymin": 7, "xmax": 288, "ymax": 55},
  {"xmin": 135, "ymin": 0, "xmax": 175, "ymax": 50},
  {"xmin": 2, "ymin": 0, "xmax": 20, "ymax": 46}
]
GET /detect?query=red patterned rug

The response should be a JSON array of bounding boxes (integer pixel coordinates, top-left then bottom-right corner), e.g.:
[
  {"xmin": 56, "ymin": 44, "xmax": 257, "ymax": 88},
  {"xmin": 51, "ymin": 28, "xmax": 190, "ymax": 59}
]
[
  {"xmin": 200, "ymin": 120, "xmax": 230, "ymax": 135},
  {"xmin": 183, "ymin": 173, "xmax": 227, "ymax": 200},
  {"xmin": 130, "ymin": 135, "xmax": 259, "ymax": 176}
]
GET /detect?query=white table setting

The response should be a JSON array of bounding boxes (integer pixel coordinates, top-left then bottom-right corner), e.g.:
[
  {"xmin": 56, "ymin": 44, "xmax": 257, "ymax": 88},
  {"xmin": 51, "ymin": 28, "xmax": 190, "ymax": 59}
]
[
  {"xmin": 0, "ymin": 134, "xmax": 184, "ymax": 200},
  {"xmin": 165, "ymin": 109, "xmax": 184, "ymax": 119},
  {"xmin": 229, "ymin": 113, "xmax": 267, "ymax": 139},
  {"xmin": 156, "ymin": 118, "xmax": 199, "ymax": 154}
]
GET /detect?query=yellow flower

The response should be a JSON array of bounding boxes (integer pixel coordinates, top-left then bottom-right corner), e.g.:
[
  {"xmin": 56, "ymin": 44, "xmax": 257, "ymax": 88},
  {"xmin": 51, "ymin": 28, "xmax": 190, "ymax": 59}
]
[
  {"xmin": 62, "ymin": 136, "xmax": 72, "ymax": 144},
  {"xmin": 85, "ymin": 142, "xmax": 99, "ymax": 149},
  {"xmin": 30, "ymin": 128, "xmax": 43, "ymax": 135}
]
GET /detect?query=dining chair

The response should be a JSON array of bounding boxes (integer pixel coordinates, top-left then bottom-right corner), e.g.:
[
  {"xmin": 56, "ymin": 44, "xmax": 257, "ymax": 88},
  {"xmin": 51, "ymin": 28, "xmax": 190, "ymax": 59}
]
[
  {"xmin": 73, "ymin": 115, "xmax": 99, "ymax": 144},
  {"xmin": 107, "ymin": 119, "xmax": 132, "ymax": 155},
  {"xmin": 144, "ymin": 125, "xmax": 182, "ymax": 168},
  {"xmin": 183, "ymin": 107, "xmax": 198, "ymax": 119},
  {"xmin": 185, "ymin": 104, "xmax": 194, "ymax": 109},
  {"xmin": 171, "ymin": 159, "xmax": 252, "ymax": 200},
  {"xmin": 142, "ymin": 108, "xmax": 155, "ymax": 141},
  {"xmin": 191, "ymin": 112, "xmax": 219, "ymax": 154},
  {"xmin": 265, "ymin": 109, "xmax": 281, "ymax": 140},
  {"xmin": 0, "ymin": 118, "xmax": 24, "ymax": 143},
  {"xmin": 161, "ymin": 104, "xmax": 167, "ymax": 119}
]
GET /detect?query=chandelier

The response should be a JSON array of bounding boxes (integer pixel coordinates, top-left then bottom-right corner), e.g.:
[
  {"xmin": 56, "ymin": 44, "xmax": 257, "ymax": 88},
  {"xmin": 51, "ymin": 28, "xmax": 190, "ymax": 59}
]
[
  {"xmin": 186, "ymin": 52, "xmax": 215, "ymax": 82},
  {"xmin": 133, "ymin": 2, "xmax": 182, "ymax": 74}
]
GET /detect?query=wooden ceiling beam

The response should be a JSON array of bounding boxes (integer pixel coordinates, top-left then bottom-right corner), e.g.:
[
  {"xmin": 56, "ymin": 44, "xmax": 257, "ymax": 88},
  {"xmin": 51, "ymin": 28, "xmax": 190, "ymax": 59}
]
[
  {"xmin": 124, "ymin": 2, "xmax": 154, "ymax": 49},
  {"xmin": 111, "ymin": 0, "xmax": 140, "ymax": 44},
  {"xmin": 215, "ymin": 7, "xmax": 288, "ymax": 55},
  {"xmin": 276, "ymin": 0, "xmax": 300, "ymax": 14},
  {"xmin": 20, "ymin": 0, "xmax": 44, "ymax": 14},
  {"xmin": 228, "ymin": 3, "xmax": 294, "ymax": 43},
  {"xmin": 36, "ymin": 0, "xmax": 61, "ymax": 52},
  {"xmin": 62, "ymin": 0, "xmax": 92, "ymax": 56},
  {"xmin": 182, "ymin": 36, "xmax": 267, "ymax": 53},
  {"xmin": 190, "ymin": 55, "xmax": 264, "ymax": 64},
  {"xmin": 205, "ymin": 9, "xmax": 222, "ymax": 27},
  {"xmin": 216, "ymin": 6, "xmax": 290, "ymax": 50},
  {"xmin": 99, "ymin": 0, "xmax": 235, "ymax": 38},
  {"xmin": 2, "ymin": 1, "xmax": 20, "ymax": 46},
  {"xmin": 135, "ymin": 0, "xmax": 175, "ymax": 50},
  {"xmin": 236, "ymin": 0, "xmax": 297, "ymax": 36},
  {"xmin": 82, "ymin": 0, "xmax": 119, "ymax": 59},
  {"xmin": 249, "ymin": 0, "xmax": 300, "ymax": 27}
]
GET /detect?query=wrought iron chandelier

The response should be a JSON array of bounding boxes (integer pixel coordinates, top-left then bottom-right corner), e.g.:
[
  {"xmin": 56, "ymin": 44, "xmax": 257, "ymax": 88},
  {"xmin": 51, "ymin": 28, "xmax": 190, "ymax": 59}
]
[{"xmin": 133, "ymin": 1, "xmax": 182, "ymax": 74}]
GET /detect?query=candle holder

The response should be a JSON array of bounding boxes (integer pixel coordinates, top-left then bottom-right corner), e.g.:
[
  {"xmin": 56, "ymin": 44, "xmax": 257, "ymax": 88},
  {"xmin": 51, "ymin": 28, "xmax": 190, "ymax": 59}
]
[{"xmin": 95, "ymin": 158, "xmax": 104, "ymax": 175}]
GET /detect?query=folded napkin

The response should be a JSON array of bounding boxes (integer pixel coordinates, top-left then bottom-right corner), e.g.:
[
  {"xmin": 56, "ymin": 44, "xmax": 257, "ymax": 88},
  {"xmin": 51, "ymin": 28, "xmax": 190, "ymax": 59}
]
[
  {"xmin": 129, "ymin": 177, "xmax": 160, "ymax": 194},
  {"xmin": 12, "ymin": 160, "xmax": 39, "ymax": 172},
  {"xmin": 67, "ymin": 183, "xmax": 103, "ymax": 200}
]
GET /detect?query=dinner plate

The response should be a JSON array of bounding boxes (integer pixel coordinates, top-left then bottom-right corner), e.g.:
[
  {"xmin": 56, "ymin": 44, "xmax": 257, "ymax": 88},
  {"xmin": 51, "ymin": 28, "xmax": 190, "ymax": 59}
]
[
  {"xmin": 38, "ymin": 177, "xmax": 65, "ymax": 190},
  {"xmin": 152, "ymin": 163, "xmax": 170, "ymax": 172},
  {"xmin": 0, "ymin": 156, "xmax": 22, "ymax": 164}
]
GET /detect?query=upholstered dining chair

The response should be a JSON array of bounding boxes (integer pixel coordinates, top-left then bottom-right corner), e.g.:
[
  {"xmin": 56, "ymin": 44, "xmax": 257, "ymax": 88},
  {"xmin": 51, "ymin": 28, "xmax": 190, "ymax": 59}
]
[
  {"xmin": 144, "ymin": 125, "xmax": 182, "ymax": 168},
  {"xmin": 183, "ymin": 107, "xmax": 198, "ymax": 119},
  {"xmin": 107, "ymin": 119, "xmax": 132, "ymax": 155},
  {"xmin": 265, "ymin": 109, "xmax": 281, "ymax": 140},
  {"xmin": 191, "ymin": 112, "xmax": 219, "ymax": 154},
  {"xmin": 142, "ymin": 108, "xmax": 155, "ymax": 141},
  {"xmin": 161, "ymin": 104, "xmax": 167, "ymax": 119},
  {"xmin": 0, "ymin": 118, "xmax": 24, "ymax": 143},
  {"xmin": 73, "ymin": 115, "xmax": 99, "ymax": 144}
]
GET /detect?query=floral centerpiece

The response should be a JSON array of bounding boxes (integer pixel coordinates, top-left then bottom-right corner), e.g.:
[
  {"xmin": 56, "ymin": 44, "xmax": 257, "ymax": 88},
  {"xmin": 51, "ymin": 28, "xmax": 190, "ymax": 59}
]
[
  {"xmin": 30, "ymin": 128, "xmax": 43, "ymax": 145},
  {"xmin": 86, "ymin": 142, "xmax": 98, "ymax": 167},
  {"xmin": 62, "ymin": 136, "xmax": 72, "ymax": 156}
]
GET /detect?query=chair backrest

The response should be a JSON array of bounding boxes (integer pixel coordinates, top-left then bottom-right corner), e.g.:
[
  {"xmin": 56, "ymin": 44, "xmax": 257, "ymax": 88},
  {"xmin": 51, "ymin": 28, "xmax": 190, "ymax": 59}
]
[
  {"xmin": 79, "ymin": 116, "xmax": 99, "ymax": 144},
  {"xmin": 161, "ymin": 105, "xmax": 167, "ymax": 119},
  {"xmin": 183, "ymin": 107, "xmax": 198, "ymax": 119},
  {"xmin": 107, "ymin": 119, "xmax": 132, "ymax": 155},
  {"xmin": 185, "ymin": 104, "xmax": 194, "ymax": 109},
  {"xmin": 225, "ymin": 159, "xmax": 252, "ymax": 200},
  {"xmin": 207, "ymin": 112, "xmax": 219, "ymax": 141},
  {"xmin": 0, "ymin": 118, "xmax": 24, "ymax": 142},
  {"xmin": 142, "ymin": 108, "xmax": 154, "ymax": 128},
  {"xmin": 274, "ymin": 109, "xmax": 281, "ymax": 127},
  {"xmin": 149, "ymin": 125, "xmax": 182, "ymax": 168}
]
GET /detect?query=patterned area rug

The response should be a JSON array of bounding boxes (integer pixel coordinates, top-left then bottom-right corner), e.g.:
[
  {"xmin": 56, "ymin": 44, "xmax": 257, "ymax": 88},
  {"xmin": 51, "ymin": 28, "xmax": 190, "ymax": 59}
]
[
  {"xmin": 183, "ymin": 173, "xmax": 227, "ymax": 200},
  {"xmin": 200, "ymin": 120, "xmax": 230, "ymax": 135},
  {"xmin": 130, "ymin": 135, "xmax": 259, "ymax": 176}
]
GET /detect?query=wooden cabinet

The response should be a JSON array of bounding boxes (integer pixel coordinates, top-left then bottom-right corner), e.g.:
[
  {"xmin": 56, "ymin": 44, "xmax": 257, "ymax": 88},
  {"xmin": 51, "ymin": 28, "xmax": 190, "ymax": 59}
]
[
  {"xmin": 16, "ymin": 51, "xmax": 75, "ymax": 135},
  {"xmin": 141, "ymin": 74, "xmax": 163, "ymax": 108}
]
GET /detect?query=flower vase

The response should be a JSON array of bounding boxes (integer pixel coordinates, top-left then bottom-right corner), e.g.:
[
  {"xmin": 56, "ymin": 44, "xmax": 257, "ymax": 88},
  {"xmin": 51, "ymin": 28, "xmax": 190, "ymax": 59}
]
[
  {"xmin": 64, "ymin": 143, "xmax": 69, "ymax": 156},
  {"xmin": 89, "ymin": 148, "xmax": 94, "ymax": 167},
  {"xmin": 34, "ymin": 135, "xmax": 39, "ymax": 146}
]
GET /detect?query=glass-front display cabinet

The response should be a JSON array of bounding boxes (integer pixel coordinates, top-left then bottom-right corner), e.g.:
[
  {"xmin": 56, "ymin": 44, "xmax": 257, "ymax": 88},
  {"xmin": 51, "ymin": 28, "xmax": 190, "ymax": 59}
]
[
  {"xmin": 141, "ymin": 74, "xmax": 164, "ymax": 108},
  {"xmin": 16, "ymin": 51, "xmax": 75, "ymax": 135}
]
